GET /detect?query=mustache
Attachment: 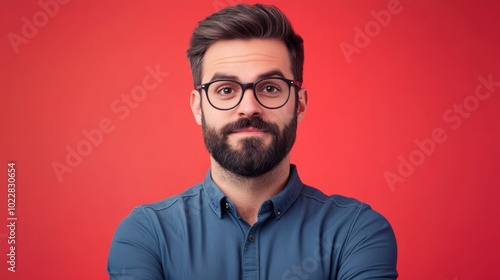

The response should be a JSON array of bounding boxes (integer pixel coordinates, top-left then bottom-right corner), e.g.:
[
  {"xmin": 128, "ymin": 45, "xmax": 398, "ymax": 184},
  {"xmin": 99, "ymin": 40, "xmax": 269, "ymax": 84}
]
[{"xmin": 220, "ymin": 117, "xmax": 273, "ymax": 135}]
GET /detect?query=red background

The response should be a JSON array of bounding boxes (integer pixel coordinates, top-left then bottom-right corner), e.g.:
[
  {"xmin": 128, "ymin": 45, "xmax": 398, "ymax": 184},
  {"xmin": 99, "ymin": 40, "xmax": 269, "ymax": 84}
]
[{"xmin": 1, "ymin": 0, "xmax": 499, "ymax": 279}]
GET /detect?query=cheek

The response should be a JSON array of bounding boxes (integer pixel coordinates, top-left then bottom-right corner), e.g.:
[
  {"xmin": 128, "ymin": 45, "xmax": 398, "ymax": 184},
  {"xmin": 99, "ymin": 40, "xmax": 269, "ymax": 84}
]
[
  {"xmin": 201, "ymin": 106, "xmax": 231, "ymax": 129},
  {"xmin": 276, "ymin": 99, "xmax": 298, "ymax": 123}
]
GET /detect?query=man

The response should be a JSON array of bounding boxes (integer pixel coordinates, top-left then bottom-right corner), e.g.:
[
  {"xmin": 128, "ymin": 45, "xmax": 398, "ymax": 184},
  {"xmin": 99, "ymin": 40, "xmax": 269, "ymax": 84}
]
[{"xmin": 108, "ymin": 4, "xmax": 398, "ymax": 279}]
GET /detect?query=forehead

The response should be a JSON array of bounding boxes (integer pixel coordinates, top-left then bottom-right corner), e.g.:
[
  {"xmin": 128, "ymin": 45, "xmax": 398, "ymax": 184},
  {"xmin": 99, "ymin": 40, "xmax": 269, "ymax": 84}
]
[{"xmin": 202, "ymin": 39, "xmax": 292, "ymax": 83}]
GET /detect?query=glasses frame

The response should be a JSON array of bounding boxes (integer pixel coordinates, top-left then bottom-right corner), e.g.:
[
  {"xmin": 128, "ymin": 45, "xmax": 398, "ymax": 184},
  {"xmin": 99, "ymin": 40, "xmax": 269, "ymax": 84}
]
[{"xmin": 196, "ymin": 77, "xmax": 302, "ymax": 110}]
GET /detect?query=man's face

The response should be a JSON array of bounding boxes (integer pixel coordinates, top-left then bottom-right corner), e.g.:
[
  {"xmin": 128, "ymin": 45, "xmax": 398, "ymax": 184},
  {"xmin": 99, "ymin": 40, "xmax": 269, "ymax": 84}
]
[{"xmin": 190, "ymin": 39, "xmax": 307, "ymax": 177}]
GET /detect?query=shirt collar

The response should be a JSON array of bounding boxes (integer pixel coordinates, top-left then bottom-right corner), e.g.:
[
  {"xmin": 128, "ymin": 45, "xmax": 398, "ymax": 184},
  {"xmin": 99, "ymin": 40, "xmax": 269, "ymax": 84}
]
[
  {"xmin": 202, "ymin": 169, "xmax": 227, "ymax": 218},
  {"xmin": 202, "ymin": 164, "xmax": 303, "ymax": 219},
  {"xmin": 269, "ymin": 164, "xmax": 303, "ymax": 219}
]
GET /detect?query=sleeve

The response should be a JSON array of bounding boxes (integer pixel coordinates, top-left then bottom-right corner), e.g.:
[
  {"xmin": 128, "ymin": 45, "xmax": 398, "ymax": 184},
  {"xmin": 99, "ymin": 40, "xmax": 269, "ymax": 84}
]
[
  {"xmin": 107, "ymin": 208, "xmax": 165, "ymax": 280},
  {"xmin": 337, "ymin": 205, "xmax": 398, "ymax": 280}
]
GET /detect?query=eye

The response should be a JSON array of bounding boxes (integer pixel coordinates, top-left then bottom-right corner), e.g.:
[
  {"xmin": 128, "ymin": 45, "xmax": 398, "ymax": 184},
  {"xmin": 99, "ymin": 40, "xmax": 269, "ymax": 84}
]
[
  {"xmin": 216, "ymin": 87, "xmax": 235, "ymax": 95},
  {"xmin": 258, "ymin": 82, "xmax": 282, "ymax": 95},
  {"xmin": 212, "ymin": 81, "xmax": 240, "ymax": 98},
  {"xmin": 262, "ymin": 85, "xmax": 280, "ymax": 93}
]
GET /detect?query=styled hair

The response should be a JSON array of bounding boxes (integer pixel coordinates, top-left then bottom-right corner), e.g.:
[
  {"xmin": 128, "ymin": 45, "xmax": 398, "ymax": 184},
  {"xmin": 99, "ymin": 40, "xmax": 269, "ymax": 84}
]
[{"xmin": 186, "ymin": 3, "xmax": 304, "ymax": 87}]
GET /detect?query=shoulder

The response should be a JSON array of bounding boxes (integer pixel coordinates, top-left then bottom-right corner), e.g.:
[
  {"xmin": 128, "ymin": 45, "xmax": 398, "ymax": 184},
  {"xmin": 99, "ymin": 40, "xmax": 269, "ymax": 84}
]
[
  {"xmin": 299, "ymin": 184, "xmax": 368, "ymax": 209},
  {"xmin": 298, "ymin": 185, "xmax": 393, "ymax": 231},
  {"xmin": 120, "ymin": 183, "xmax": 205, "ymax": 226},
  {"xmin": 138, "ymin": 183, "xmax": 204, "ymax": 211},
  {"xmin": 297, "ymin": 185, "xmax": 397, "ymax": 274}
]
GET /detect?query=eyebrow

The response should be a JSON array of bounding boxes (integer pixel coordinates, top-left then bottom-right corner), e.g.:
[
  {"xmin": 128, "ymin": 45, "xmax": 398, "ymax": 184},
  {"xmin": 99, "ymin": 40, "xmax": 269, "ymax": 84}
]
[{"xmin": 209, "ymin": 69, "xmax": 286, "ymax": 82}]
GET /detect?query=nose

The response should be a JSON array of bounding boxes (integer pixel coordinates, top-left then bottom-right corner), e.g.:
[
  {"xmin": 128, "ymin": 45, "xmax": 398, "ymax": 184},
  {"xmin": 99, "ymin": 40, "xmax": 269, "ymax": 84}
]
[{"xmin": 236, "ymin": 88, "xmax": 263, "ymax": 117}]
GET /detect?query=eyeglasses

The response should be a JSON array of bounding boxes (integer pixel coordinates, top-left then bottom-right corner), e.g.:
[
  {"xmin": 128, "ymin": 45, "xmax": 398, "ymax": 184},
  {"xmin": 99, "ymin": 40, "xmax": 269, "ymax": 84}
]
[{"xmin": 196, "ymin": 77, "xmax": 301, "ymax": 110}]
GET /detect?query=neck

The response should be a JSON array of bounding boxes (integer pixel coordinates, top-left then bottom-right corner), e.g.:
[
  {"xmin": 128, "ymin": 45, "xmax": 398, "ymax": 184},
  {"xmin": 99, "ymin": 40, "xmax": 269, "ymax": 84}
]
[{"xmin": 210, "ymin": 156, "xmax": 291, "ymax": 225}]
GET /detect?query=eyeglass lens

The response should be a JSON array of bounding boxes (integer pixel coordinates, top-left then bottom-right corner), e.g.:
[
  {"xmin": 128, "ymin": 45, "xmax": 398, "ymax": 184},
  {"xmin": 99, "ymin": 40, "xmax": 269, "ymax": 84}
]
[{"xmin": 206, "ymin": 78, "xmax": 290, "ymax": 109}]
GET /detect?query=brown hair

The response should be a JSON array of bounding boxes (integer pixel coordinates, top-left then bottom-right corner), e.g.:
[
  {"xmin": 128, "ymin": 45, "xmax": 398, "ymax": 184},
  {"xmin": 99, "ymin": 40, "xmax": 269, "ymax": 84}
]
[{"xmin": 186, "ymin": 3, "xmax": 304, "ymax": 87}]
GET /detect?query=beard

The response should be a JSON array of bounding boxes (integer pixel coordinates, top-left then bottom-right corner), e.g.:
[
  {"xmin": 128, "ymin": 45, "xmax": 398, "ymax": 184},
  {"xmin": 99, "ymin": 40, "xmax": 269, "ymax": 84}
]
[{"xmin": 201, "ymin": 113, "xmax": 297, "ymax": 177}]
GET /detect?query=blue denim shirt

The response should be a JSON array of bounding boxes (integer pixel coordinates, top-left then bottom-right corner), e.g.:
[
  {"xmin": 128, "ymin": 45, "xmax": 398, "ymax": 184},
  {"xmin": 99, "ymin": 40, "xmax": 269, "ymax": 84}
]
[{"xmin": 108, "ymin": 165, "xmax": 398, "ymax": 279}]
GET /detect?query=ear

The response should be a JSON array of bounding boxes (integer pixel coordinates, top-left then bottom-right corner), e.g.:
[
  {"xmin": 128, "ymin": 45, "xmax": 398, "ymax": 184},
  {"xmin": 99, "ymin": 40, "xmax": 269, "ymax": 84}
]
[
  {"xmin": 190, "ymin": 89, "xmax": 202, "ymax": 125},
  {"xmin": 296, "ymin": 88, "xmax": 308, "ymax": 121}
]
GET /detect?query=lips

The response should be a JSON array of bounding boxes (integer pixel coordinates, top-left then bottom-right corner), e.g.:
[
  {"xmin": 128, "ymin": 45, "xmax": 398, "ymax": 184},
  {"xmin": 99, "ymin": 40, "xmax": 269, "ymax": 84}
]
[{"xmin": 233, "ymin": 127, "xmax": 266, "ymax": 133}]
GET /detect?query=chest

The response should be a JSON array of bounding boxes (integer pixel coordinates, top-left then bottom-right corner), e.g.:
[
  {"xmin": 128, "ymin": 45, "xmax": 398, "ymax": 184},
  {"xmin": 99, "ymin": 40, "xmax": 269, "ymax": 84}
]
[{"xmin": 159, "ymin": 212, "xmax": 342, "ymax": 279}]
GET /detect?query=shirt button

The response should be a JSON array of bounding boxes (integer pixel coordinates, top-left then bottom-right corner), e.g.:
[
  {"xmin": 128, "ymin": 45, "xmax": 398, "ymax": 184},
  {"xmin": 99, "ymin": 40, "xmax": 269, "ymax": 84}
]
[
  {"xmin": 248, "ymin": 234, "xmax": 255, "ymax": 242},
  {"xmin": 277, "ymin": 210, "xmax": 282, "ymax": 216},
  {"xmin": 225, "ymin": 203, "xmax": 229, "ymax": 209}
]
